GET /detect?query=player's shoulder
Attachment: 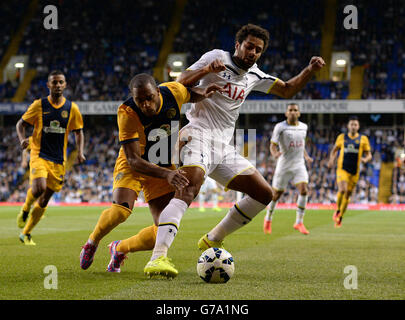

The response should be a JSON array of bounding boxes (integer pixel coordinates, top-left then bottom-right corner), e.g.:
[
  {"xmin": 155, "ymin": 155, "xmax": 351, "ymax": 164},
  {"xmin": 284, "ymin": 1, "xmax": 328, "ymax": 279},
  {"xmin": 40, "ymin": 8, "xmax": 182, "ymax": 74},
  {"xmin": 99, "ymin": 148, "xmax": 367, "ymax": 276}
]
[
  {"xmin": 275, "ymin": 120, "xmax": 288, "ymax": 128},
  {"xmin": 118, "ymin": 97, "xmax": 137, "ymax": 115},
  {"xmin": 159, "ymin": 81, "xmax": 186, "ymax": 92},
  {"xmin": 360, "ymin": 134, "xmax": 370, "ymax": 142},
  {"xmin": 30, "ymin": 98, "xmax": 42, "ymax": 107},
  {"xmin": 336, "ymin": 133, "xmax": 345, "ymax": 140},
  {"xmin": 70, "ymin": 101, "xmax": 81, "ymax": 111},
  {"xmin": 201, "ymin": 49, "xmax": 227, "ymax": 61},
  {"xmin": 247, "ymin": 64, "xmax": 277, "ymax": 80},
  {"xmin": 207, "ymin": 49, "xmax": 227, "ymax": 56},
  {"xmin": 298, "ymin": 121, "xmax": 308, "ymax": 129}
]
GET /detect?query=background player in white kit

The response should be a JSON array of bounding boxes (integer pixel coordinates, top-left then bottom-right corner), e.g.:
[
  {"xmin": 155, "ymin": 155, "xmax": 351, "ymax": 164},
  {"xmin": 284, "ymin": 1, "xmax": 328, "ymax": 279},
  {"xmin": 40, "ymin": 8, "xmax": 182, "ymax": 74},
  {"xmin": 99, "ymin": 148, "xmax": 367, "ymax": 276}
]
[
  {"xmin": 263, "ymin": 103, "xmax": 313, "ymax": 235},
  {"xmin": 198, "ymin": 177, "xmax": 221, "ymax": 212},
  {"xmin": 144, "ymin": 24, "xmax": 325, "ymax": 278}
]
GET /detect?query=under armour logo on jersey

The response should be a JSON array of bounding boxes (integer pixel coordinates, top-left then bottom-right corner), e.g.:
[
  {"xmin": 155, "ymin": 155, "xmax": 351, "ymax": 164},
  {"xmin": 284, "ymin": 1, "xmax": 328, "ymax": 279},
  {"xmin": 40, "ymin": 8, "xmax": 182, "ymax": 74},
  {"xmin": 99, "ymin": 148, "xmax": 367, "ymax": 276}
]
[{"xmin": 222, "ymin": 72, "xmax": 231, "ymax": 80}]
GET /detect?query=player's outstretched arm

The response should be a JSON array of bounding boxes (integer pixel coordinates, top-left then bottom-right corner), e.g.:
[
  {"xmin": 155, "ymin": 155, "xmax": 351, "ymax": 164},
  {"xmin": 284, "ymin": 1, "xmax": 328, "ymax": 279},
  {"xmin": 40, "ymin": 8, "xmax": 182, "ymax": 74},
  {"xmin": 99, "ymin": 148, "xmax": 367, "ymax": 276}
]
[
  {"xmin": 123, "ymin": 140, "xmax": 189, "ymax": 190},
  {"xmin": 73, "ymin": 129, "xmax": 86, "ymax": 164},
  {"xmin": 269, "ymin": 57, "xmax": 325, "ymax": 99},
  {"xmin": 177, "ymin": 59, "xmax": 225, "ymax": 87},
  {"xmin": 189, "ymin": 84, "xmax": 224, "ymax": 102}
]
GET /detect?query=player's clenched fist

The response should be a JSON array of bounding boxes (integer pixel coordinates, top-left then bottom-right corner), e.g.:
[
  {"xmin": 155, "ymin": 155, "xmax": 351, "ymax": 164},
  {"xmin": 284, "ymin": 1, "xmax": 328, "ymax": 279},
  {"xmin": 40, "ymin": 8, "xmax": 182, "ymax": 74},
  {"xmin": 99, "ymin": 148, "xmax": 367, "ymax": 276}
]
[
  {"xmin": 166, "ymin": 169, "xmax": 190, "ymax": 190},
  {"xmin": 308, "ymin": 56, "xmax": 326, "ymax": 72},
  {"xmin": 205, "ymin": 59, "xmax": 226, "ymax": 73}
]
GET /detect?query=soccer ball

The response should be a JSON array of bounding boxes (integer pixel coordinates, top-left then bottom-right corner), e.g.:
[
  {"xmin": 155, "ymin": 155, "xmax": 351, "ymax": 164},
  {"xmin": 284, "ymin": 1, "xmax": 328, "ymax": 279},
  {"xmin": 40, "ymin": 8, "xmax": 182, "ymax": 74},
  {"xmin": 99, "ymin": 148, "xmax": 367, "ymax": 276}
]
[{"xmin": 197, "ymin": 247, "xmax": 234, "ymax": 283}]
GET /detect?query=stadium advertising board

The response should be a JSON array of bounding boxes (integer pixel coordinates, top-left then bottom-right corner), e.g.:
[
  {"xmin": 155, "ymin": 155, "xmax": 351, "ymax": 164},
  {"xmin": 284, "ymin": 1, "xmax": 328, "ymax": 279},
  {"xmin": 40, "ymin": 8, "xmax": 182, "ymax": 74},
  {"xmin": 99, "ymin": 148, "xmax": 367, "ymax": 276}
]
[{"xmin": 1, "ymin": 100, "xmax": 405, "ymax": 115}]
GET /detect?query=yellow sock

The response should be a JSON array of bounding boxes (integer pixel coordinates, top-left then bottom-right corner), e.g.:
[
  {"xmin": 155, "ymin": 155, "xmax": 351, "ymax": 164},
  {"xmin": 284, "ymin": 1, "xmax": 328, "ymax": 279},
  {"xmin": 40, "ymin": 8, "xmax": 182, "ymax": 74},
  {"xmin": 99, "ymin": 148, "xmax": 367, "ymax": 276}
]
[
  {"xmin": 22, "ymin": 188, "xmax": 37, "ymax": 212},
  {"xmin": 339, "ymin": 196, "xmax": 350, "ymax": 217},
  {"xmin": 23, "ymin": 203, "xmax": 47, "ymax": 235},
  {"xmin": 116, "ymin": 225, "xmax": 158, "ymax": 254},
  {"xmin": 336, "ymin": 192, "xmax": 343, "ymax": 211},
  {"xmin": 89, "ymin": 203, "xmax": 131, "ymax": 244}
]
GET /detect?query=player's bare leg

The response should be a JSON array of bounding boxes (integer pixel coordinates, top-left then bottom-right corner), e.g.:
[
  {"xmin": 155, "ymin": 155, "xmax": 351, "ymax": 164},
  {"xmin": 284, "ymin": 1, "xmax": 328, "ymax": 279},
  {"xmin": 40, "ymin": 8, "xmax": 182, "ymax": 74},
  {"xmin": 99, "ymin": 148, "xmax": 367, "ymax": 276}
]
[
  {"xmin": 264, "ymin": 189, "xmax": 283, "ymax": 234},
  {"xmin": 293, "ymin": 183, "xmax": 309, "ymax": 235},
  {"xmin": 201, "ymin": 168, "xmax": 273, "ymax": 248}
]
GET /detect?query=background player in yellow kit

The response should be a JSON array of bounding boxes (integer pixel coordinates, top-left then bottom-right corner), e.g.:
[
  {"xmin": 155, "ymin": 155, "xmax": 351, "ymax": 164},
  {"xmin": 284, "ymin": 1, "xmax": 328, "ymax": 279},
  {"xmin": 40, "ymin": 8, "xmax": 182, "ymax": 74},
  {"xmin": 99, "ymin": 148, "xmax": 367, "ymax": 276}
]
[
  {"xmin": 80, "ymin": 73, "xmax": 222, "ymax": 273},
  {"xmin": 328, "ymin": 116, "xmax": 372, "ymax": 227},
  {"xmin": 16, "ymin": 70, "xmax": 85, "ymax": 245}
]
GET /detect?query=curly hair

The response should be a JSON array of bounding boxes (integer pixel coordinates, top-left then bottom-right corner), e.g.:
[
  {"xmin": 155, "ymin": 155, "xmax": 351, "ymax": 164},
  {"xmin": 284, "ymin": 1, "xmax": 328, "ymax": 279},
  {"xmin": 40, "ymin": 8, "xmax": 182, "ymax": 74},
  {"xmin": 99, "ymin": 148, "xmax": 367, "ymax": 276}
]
[{"xmin": 235, "ymin": 24, "xmax": 270, "ymax": 52}]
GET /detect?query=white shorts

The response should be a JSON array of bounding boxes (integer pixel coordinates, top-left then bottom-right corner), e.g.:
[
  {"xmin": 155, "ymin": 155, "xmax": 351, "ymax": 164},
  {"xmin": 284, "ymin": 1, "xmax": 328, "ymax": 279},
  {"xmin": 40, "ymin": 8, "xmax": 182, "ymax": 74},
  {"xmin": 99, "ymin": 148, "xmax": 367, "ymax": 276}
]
[
  {"xmin": 178, "ymin": 124, "xmax": 254, "ymax": 189},
  {"xmin": 272, "ymin": 165, "xmax": 308, "ymax": 191}
]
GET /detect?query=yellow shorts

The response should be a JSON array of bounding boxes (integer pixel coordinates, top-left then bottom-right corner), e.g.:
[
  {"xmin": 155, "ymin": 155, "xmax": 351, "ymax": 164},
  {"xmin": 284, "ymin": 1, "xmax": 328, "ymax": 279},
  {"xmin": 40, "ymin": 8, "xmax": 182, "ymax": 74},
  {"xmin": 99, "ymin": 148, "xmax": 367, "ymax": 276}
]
[
  {"xmin": 113, "ymin": 165, "xmax": 176, "ymax": 203},
  {"xmin": 30, "ymin": 156, "xmax": 65, "ymax": 192},
  {"xmin": 336, "ymin": 168, "xmax": 358, "ymax": 191}
]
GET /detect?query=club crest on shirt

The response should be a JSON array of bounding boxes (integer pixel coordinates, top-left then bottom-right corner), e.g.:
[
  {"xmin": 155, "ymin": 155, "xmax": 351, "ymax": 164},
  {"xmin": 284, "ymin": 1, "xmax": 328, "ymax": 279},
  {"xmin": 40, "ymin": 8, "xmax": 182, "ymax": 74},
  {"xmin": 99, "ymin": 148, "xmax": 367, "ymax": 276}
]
[
  {"xmin": 61, "ymin": 110, "xmax": 68, "ymax": 118},
  {"xmin": 166, "ymin": 108, "xmax": 176, "ymax": 119}
]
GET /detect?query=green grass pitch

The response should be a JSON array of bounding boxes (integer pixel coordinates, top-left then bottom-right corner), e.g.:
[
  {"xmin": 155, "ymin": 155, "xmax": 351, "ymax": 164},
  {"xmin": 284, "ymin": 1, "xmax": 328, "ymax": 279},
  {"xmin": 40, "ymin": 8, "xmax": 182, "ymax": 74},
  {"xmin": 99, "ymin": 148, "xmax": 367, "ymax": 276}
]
[{"xmin": 0, "ymin": 206, "xmax": 404, "ymax": 300}]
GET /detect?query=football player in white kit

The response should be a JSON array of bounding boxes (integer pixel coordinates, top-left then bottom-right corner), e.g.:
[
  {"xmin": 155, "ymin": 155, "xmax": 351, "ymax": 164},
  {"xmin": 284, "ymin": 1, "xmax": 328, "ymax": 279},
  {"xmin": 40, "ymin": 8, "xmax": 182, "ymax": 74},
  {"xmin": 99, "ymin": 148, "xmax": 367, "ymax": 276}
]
[
  {"xmin": 263, "ymin": 103, "xmax": 313, "ymax": 235},
  {"xmin": 144, "ymin": 24, "xmax": 325, "ymax": 278},
  {"xmin": 198, "ymin": 177, "xmax": 221, "ymax": 212}
]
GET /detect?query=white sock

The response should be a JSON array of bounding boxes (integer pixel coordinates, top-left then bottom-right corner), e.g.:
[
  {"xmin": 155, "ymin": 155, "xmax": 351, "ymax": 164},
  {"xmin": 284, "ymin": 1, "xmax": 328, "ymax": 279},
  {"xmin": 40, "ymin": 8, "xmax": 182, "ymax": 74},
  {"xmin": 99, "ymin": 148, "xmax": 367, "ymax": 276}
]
[
  {"xmin": 208, "ymin": 196, "xmax": 266, "ymax": 242},
  {"xmin": 295, "ymin": 194, "xmax": 308, "ymax": 224},
  {"xmin": 264, "ymin": 200, "xmax": 278, "ymax": 221},
  {"xmin": 151, "ymin": 198, "xmax": 188, "ymax": 260}
]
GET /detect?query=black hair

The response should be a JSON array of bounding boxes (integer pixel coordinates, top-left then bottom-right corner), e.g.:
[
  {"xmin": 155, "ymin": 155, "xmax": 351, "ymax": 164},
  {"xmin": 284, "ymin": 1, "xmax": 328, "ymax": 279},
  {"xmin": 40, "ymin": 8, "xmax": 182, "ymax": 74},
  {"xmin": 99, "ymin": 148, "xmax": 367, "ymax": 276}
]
[
  {"xmin": 348, "ymin": 115, "xmax": 359, "ymax": 122},
  {"xmin": 129, "ymin": 73, "xmax": 157, "ymax": 90},
  {"xmin": 48, "ymin": 70, "xmax": 65, "ymax": 81}
]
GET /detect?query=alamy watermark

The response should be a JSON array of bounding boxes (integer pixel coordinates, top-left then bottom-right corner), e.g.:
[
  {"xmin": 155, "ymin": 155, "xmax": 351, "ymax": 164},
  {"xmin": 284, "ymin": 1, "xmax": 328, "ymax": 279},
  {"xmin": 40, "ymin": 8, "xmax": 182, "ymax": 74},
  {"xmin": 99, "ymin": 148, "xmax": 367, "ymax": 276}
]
[
  {"xmin": 43, "ymin": 5, "xmax": 58, "ymax": 30},
  {"xmin": 44, "ymin": 265, "xmax": 58, "ymax": 289},
  {"xmin": 343, "ymin": 5, "xmax": 358, "ymax": 30},
  {"xmin": 143, "ymin": 122, "xmax": 259, "ymax": 170},
  {"xmin": 343, "ymin": 265, "xmax": 358, "ymax": 289}
]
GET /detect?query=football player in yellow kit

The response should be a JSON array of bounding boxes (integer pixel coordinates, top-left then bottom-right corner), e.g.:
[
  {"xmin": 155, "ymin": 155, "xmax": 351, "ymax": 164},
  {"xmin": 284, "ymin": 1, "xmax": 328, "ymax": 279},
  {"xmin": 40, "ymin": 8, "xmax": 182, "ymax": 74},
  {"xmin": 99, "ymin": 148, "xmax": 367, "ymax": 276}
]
[
  {"xmin": 79, "ymin": 72, "xmax": 222, "ymax": 274},
  {"xmin": 328, "ymin": 116, "xmax": 372, "ymax": 227},
  {"xmin": 16, "ymin": 70, "xmax": 85, "ymax": 245}
]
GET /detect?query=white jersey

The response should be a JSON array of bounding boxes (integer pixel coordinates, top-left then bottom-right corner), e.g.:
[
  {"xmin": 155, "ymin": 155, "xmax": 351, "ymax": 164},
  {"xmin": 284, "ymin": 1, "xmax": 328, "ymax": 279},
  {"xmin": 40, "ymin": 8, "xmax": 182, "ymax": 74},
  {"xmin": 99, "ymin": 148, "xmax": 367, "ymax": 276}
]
[
  {"xmin": 271, "ymin": 120, "xmax": 308, "ymax": 169},
  {"xmin": 186, "ymin": 49, "xmax": 279, "ymax": 143}
]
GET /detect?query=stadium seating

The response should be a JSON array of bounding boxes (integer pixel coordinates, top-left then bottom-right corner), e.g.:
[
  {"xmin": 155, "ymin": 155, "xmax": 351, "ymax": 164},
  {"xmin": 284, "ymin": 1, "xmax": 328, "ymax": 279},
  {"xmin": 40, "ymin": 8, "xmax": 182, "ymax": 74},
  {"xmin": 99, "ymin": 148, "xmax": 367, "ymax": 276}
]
[
  {"xmin": 0, "ymin": 0, "xmax": 31, "ymax": 101},
  {"xmin": 334, "ymin": 0, "xmax": 405, "ymax": 99},
  {"xmin": 1, "ymin": 0, "xmax": 402, "ymax": 100},
  {"xmin": 16, "ymin": 0, "xmax": 174, "ymax": 101}
]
